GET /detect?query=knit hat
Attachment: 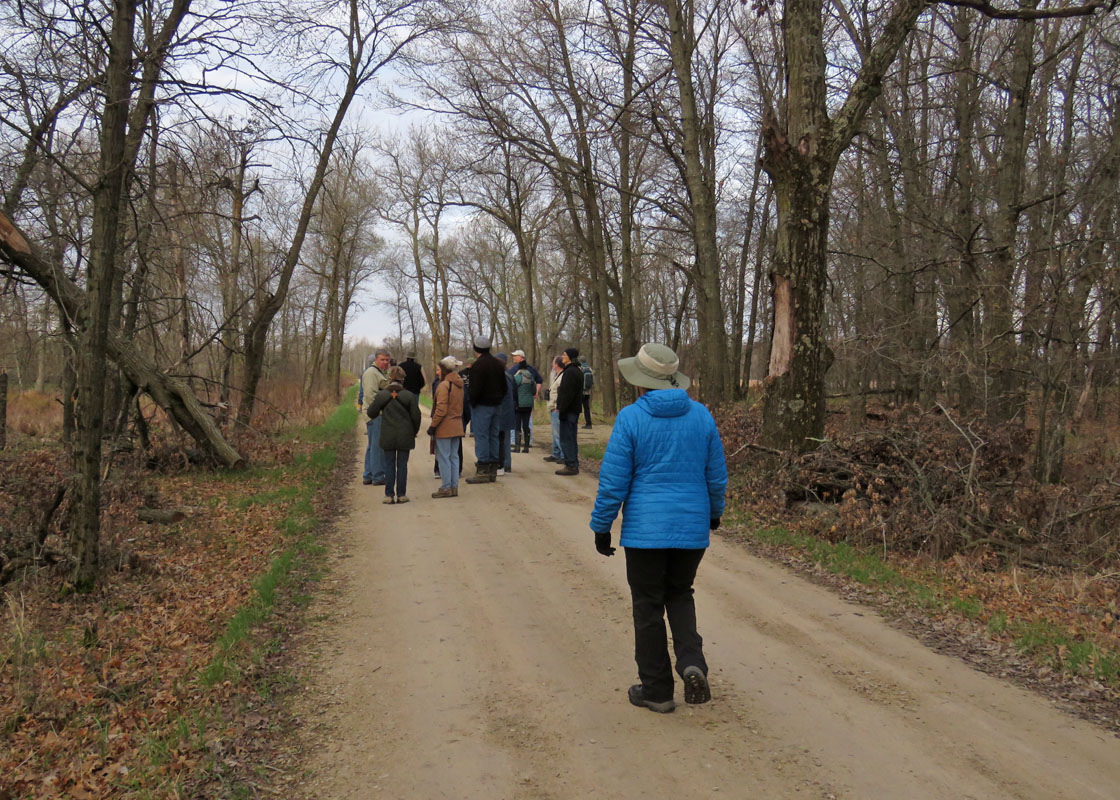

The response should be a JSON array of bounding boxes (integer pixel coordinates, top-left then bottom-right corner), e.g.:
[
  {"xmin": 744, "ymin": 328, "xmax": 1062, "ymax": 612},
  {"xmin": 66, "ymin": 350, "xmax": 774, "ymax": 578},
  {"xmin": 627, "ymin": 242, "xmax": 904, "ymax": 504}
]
[
  {"xmin": 473, "ymin": 335, "xmax": 491, "ymax": 352},
  {"xmin": 564, "ymin": 347, "xmax": 580, "ymax": 362},
  {"xmin": 496, "ymin": 352, "xmax": 508, "ymax": 363},
  {"xmin": 617, "ymin": 343, "xmax": 690, "ymax": 391}
]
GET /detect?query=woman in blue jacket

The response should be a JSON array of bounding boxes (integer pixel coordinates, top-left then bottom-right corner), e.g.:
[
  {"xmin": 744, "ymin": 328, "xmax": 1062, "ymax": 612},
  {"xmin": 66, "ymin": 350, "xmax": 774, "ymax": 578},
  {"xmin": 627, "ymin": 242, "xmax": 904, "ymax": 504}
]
[{"xmin": 590, "ymin": 343, "xmax": 727, "ymax": 713}]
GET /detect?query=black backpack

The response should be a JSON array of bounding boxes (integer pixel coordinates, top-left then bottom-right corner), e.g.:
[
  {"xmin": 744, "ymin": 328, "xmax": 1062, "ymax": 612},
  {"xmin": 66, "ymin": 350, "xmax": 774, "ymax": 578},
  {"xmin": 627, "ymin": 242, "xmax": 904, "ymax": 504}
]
[{"xmin": 581, "ymin": 364, "xmax": 594, "ymax": 391}]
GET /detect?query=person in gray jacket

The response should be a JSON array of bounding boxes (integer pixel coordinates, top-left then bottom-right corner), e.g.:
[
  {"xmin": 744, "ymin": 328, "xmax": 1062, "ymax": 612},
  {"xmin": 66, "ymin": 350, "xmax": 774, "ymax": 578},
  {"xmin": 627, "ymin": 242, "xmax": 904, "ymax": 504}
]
[{"xmin": 368, "ymin": 365, "xmax": 422, "ymax": 504}]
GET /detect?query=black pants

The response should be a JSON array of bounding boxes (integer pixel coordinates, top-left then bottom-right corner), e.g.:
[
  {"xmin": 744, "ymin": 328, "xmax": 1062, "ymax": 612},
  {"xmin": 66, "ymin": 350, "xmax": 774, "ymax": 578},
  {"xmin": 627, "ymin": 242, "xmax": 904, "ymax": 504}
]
[
  {"xmin": 514, "ymin": 407, "xmax": 533, "ymax": 448},
  {"xmin": 625, "ymin": 547, "xmax": 707, "ymax": 703},
  {"xmin": 582, "ymin": 395, "xmax": 592, "ymax": 426},
  {"xmin": 558, "ymin": 412, "xmax": 579, "ymax": 467}
]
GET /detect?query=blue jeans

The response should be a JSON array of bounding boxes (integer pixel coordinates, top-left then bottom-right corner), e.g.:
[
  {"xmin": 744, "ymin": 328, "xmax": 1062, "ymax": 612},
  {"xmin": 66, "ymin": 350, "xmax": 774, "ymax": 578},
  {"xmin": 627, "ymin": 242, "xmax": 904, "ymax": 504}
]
[
  {"xmin": 499, "ymin": 431, "xmax": 512, "ymax": 471},
  {"xmin": 435, "ymin": 437, "xmax": 461, "ymax": 489},
  {"xmin": 384, "ymin": 449, "xmax": 409, "ymax": 497},
  {"xmin": 364, "ymin": 418, "xmax": 385, "ymax": 482},
  {"xmin": 471, "ymin": 404, "xmax": 502, "ymax": 463},
  {"xmin": 558, "ymin": 412, "xmax": 579, "ymax": 467},
  {"xmin": 550, "ymin": 410, "xmax": 562, "ymax": 458}
]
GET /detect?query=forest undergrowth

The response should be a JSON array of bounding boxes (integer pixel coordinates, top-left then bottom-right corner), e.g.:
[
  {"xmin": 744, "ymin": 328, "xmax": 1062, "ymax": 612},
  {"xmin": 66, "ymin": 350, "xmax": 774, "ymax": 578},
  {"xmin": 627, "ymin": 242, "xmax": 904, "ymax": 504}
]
[
  {"xmin": 715, "ymin": 398, "xmax": 1120, "ymax": 724},
  {"xmin": 0, "ymin": 381, "xmax": 356, "ymax": 799}
]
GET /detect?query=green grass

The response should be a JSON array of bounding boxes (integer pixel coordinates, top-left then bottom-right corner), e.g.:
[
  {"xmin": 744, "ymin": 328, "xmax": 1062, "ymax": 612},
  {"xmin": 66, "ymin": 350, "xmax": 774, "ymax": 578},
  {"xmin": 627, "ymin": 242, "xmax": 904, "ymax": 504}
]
[
  {"xmin": 129, "ymin": 391, "xmax": 355, "ymax": 793},
  {"xmin": 579, "ymin": 442, "xmax": 606, "ymax": 460},
  {"xmin": 734, "ymin": 514, "xmax": 1120, "ymax": 686}
]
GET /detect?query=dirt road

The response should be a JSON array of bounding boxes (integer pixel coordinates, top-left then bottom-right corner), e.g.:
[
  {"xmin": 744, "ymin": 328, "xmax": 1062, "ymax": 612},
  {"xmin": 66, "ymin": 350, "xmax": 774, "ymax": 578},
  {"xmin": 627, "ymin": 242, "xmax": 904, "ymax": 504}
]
[{"xmin": 295, "ymin": 419, "xmax": 1120, "ymax": 799}]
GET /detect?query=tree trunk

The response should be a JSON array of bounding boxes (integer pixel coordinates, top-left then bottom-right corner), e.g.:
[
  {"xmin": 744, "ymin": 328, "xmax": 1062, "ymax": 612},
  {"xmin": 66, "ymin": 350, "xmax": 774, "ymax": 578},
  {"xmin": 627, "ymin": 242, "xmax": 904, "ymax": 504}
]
[
  {"xmin": 984, "ymin": 5, "xmax": 1037, "ymax": 423},
  {"xmin": 70, "ymin": 0, "xmax": 139, "ymax": 590},
  {"xmin": 0, "ymin": 371, "xmax": 7, "ymax": 450},
  {"xmin": 661, "ymin": 0, "xmax": 727, "ymax": 404}
]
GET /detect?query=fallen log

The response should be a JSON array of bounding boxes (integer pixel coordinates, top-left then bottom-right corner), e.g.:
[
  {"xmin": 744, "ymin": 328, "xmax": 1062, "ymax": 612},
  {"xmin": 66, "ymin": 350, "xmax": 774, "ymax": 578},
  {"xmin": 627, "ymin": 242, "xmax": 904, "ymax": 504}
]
[
  {"xmin": 0, "ymin": 212, "xmax": 244, "ymax": 468},
  {"xmin": 136, "ymin": 508, "xmax": 188, "ymax": 524}
]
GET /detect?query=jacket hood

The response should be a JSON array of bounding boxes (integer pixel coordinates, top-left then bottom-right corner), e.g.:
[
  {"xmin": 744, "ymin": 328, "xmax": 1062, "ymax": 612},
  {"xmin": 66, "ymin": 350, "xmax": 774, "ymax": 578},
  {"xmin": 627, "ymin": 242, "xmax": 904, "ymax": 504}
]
[
  {"xmin": 635, "ymin": 388, "xmax": 692, "ymax": 418},
  {"xmin": 443, "ymin": 371, "xmax": 464, "ymax": 387}
]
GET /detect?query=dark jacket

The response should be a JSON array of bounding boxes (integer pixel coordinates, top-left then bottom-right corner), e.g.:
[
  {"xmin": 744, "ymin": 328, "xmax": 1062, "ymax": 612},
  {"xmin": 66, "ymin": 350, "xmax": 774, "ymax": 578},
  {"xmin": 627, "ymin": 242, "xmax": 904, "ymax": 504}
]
[
  {"xmin": 368, "ymin": 382, "xmax": 422, "ymax": 450},
  {"xmin": 498, "ymin": 373, "xmax": 518, "ymax": 429},
  {"xmin": 467, "ymin": 352, "xmax": 508, "ymax": 406},
  {"xmin": 399, "ymin": 358, "xmax": 426, "ymax": 395},
  {"xmin": 557, "ymin": 361, "xmax": 584, "ymax": 416}
]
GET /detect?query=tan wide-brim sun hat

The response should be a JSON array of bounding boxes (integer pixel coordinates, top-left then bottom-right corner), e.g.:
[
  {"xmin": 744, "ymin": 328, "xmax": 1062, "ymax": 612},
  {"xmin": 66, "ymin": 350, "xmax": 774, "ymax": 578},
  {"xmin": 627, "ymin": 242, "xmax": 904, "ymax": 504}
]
[{"xmin": 618, "ymin": 343, "xmax": 690, "ymax": 391}]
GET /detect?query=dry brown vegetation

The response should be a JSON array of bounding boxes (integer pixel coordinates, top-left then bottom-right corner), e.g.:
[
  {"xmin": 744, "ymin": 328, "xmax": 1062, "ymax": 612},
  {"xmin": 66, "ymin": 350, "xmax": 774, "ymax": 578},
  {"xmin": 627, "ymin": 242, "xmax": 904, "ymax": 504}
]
[{"xmin": 0, "ymin": 382, "xmax": 351, "ymax": 799}]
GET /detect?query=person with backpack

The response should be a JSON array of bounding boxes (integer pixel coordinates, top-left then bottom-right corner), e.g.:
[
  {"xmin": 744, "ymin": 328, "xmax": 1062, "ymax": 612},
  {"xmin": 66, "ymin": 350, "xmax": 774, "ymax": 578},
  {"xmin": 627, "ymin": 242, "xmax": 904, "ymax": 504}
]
[
  {"xmin": 367, "ymin": 365, "xmax": 422, "ymax": 504},
  {"xmin": 579, "ymin": 355, "xmax": 594, "ymax": 428},
  {"xmin": 399, "ymin": 352, "xmax": 427, "ymax": 396},
  {"xmin": 513, "ymin": 360, "xmax": 536, "ymax": 452}
]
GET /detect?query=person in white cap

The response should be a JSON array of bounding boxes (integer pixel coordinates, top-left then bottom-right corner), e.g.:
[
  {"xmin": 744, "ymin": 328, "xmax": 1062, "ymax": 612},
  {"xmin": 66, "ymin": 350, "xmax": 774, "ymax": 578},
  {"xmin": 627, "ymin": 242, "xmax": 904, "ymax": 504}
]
[{"xmin": 589, "ymin": 343, "xmax": 728, "ymax": 713}]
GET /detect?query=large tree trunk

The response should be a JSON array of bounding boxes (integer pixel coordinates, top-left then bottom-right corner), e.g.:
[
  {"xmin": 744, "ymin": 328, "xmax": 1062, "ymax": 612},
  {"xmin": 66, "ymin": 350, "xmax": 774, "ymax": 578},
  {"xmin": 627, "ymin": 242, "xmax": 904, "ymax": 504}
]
[
  {"xmin": 70, "ymin": 0, "xmax": 139, "ymax": 590},
  {"xmin": 760, "ymin": 0, "xmax": 927, "ymax": 450}
]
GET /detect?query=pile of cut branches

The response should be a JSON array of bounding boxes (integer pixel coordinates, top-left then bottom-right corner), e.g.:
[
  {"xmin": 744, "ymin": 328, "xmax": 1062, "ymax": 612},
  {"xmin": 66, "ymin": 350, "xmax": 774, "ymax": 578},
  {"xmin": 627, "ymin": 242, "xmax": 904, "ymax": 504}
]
[{"xmin": 718, "ymin": 403, "xmax": 1120, "ymax": 569}]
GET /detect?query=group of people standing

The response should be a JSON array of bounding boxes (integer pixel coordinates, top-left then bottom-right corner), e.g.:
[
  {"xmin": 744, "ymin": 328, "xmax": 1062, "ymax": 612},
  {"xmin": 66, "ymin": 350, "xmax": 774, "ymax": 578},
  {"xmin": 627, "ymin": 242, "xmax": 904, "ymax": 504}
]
[
  {"xmin": 360, "ymin": 338, "xmax": 727, "ymax": 714},
  {"xmin": 358, "ymin": 338, "xmax": 595, "ymax": 501}
]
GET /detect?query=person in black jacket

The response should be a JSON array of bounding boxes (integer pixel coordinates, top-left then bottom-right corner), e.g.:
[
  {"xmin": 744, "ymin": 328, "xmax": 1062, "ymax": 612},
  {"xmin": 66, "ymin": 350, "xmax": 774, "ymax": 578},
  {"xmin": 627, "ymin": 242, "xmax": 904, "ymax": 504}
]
[
  {"xmin": 465, "ymin": 335, "xmax": 508, "ymax": 483},
  {"xmin": 555, "ymin": 347, "xmax": 585, "ymax": 475},
  {"xmin": 399, "ymin": 352, "xmax": 426, "ymax": 396}
]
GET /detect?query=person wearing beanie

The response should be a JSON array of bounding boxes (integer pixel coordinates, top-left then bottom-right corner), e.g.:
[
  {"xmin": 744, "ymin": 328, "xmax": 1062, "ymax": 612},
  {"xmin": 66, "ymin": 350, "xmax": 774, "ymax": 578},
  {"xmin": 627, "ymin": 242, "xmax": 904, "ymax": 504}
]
[
  {"xmin": 465, "ymin": 335, "xmax": 508, "ymax": 483},
  {"xmin": 554, "ymin": 347, "xmax": 584, "ymax": 475},
  {"xmin": 589, "ymin": 343, "xmax": 727, "ymax": 713}
]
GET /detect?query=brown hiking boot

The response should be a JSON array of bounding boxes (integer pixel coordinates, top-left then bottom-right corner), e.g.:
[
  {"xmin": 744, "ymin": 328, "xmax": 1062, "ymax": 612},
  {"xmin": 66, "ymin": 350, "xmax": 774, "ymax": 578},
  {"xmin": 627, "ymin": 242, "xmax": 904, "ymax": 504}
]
[
  {"xmin": 431, "ymin": 487, "xmax": 457, "ymax": 499},
  {"xmin": 555, "ymin": 465, "xmax": 579, "ymax": 476}
]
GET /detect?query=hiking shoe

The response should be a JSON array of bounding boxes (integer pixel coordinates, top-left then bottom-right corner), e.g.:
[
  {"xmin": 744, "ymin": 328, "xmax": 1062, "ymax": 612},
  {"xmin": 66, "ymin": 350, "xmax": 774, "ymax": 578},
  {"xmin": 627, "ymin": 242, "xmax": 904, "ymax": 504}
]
[
  {"xmin": 362, "ymin": 477, "xmax": 373, "ymax": 485},
  {"xmin": 382, "ymin": 496, "xmax": 395, "ymax": 504},
  {"xmin": 543, "ymin": 455, "xmax": 558, "ymax": 463},
  {"xmin": 628, "ymin": 684, "xmax": 675, "ymax": 714},
  {"xmin": 372, "ymin": 480, "xmax": 386, "ymax": 486},
  {"xmin": 682, "ymin": 666, "xmax": 711, "ymax": 704},
  {"xmin": 396, "ymin": 496, "xmax": 409, "ymax": 504},
  {"xmin": 555, "ymin": 465, "xmax": 579, "ymax": 476},
  {"xmin": 431, "ymin": 487, "xmax": 456, "ymax": 499}
]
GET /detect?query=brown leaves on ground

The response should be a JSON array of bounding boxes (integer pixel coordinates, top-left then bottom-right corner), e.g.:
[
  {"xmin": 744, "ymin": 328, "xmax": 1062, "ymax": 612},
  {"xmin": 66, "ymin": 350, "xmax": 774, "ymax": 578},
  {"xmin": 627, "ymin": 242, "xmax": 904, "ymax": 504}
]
[{"xmin": 0, "ymin": 422, "xmax": 334, "ymax": 799}]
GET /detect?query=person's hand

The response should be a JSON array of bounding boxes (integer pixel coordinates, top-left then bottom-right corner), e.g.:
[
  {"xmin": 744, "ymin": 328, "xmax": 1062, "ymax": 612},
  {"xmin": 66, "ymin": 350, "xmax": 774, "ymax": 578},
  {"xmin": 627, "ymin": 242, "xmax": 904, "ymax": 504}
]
[
  {"xmin": 426, "ymin": 426, "xmax": 436, "ymax": 437},
  {"xmin": 710, "ymin": 517, "xmax": 721, "ymax": 531},
  {"xmin": 594, "ymin": 531, "xmax": 616, "ymax": 557}
]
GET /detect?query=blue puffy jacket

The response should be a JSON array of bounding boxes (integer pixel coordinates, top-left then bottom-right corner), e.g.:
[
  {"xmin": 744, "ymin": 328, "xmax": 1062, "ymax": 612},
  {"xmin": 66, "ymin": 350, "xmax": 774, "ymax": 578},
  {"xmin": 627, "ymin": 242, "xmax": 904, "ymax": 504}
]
[{"xmin": 590, "ymin": 389, "xmax": 727, "ymax": 549}]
